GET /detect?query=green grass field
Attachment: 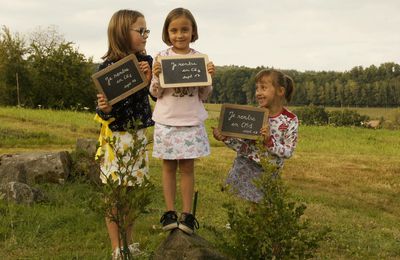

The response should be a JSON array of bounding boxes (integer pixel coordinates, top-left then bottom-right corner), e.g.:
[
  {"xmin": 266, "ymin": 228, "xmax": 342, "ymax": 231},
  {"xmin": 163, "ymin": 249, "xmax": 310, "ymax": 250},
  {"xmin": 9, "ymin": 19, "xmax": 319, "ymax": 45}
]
[{"xmin": 0, "ymin": 105, "xmax": 399, "ymax": 259}]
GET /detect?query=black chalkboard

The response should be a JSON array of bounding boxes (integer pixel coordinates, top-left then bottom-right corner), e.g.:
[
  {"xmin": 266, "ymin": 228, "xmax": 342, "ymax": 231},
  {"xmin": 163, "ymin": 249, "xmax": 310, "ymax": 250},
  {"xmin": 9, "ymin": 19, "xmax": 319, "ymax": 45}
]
[
  {"xmin": 218, "ymin": 104, "xmax": 269, "ymax": 140},
  {"xmin": 91, "ymin": 54, "xmax": 148, "ymax": 105},
  {"xmin": 159, "ymin": 54, "xmax": 212, "ymax": 88}
]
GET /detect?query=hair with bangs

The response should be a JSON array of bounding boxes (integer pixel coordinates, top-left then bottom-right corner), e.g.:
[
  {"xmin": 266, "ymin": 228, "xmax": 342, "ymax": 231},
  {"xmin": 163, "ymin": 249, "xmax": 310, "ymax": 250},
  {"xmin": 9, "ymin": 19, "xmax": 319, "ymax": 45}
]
[
  {"xmin": 102, "ymin": 9, "xmax": 144, "ymax": 61},
  {"xmin": 162, "ymin": 7, "xmax": 198, "ymax": 46},
  {"xmin": 255, "ymin": 69, "xmax": 295, "ymax": 102}
]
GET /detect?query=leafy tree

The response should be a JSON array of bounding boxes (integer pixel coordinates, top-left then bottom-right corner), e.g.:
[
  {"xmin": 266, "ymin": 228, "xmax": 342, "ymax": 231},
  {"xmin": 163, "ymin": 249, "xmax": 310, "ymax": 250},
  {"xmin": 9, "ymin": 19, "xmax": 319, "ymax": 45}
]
[
  {"xmin": 0, "ymin": 26, "xmax": 31, "ymax": 106},
  {"xmin": 0, "ymin": 26, "xmax": 96, "ymax": 109},
  {"xmin": 27, "ymin": 26, "xmax": 96, "ymax": 109}
]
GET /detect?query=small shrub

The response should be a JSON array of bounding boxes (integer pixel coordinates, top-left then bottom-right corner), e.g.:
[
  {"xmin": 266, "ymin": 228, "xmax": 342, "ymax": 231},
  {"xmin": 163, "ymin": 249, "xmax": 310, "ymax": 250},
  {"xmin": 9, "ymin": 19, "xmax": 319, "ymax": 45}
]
[
  {"xmin": 92, "ymin": 125, "xmax": 154, "ymax": 260},
  {"xmin": 207, "ymin": 142, "xmax": 330, "ymax": 259},
  {"xmin": 292, "ymin": 105, "xmax": 329, "ymax": 125},
  {"xmin": 328, "ymin": 109, "xmax": 369, "ymax": 127}
]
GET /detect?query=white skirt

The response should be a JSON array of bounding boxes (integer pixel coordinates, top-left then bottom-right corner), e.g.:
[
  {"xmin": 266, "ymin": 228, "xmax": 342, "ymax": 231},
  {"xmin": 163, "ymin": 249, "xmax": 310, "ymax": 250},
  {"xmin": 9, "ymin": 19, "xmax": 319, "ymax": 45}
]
[
  {"xmin": 152, "ymin": 123, "xmax": 210, "ymax": 160},
  {"xmin": 99, "ymin": 129, "xmax": 148, "ymax": 186}
]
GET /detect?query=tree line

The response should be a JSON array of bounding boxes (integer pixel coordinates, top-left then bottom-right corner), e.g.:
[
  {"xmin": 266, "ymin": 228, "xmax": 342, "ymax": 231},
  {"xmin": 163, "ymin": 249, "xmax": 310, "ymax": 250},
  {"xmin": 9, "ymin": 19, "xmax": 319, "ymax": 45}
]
[
  {"xmin": 211, "ymin": 63, "xmax": 400, "ymax": 107},
  {"xmin": 1, "ymin": 26, "xmax": 399, "ymax": 110},
  {"xmin": 0, "ymin": 26, "xmax": 96, "ymax": 110}
]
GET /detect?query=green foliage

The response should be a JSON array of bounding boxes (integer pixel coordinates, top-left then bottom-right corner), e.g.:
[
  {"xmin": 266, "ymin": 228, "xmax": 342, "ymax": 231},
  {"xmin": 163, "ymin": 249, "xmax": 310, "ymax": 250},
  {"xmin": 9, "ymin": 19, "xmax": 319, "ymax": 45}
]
[
  {"xmin": 328, "ymin": 109, "xmax": 369, "ymax": 127},
  {"xmin": 69, "ymin": 148, "xmax": 99, "ymax": 184},
  {"xmin": 293, "ymin": 105, "xmax": 370, "ymax": 127},
  {"xmin": 293, "ymin": 105, "xmax": 329, "ymax": 125},
  {"xmin": 93, "ymin": 125, "xmax": 154, "ymax": 259},
  {"xmin": 209, "ymin": 64, "xmax": 400, "ymax": 107},
  {"xmin": 0, "ymin": 26, "xmax": 31, "ymax": 106},
  {"xmin": 208, "ymin": 143, "xmax": 330, "ymax": 259},
  {"xmin": 0, "ymin": 26, "xmax": 96, "ymax": 109}
]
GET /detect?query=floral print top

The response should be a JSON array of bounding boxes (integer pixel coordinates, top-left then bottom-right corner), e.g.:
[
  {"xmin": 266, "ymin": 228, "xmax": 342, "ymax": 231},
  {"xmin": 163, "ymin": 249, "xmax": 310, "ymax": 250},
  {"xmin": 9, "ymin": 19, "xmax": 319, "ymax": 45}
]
[{"xmin": 223, "ymin": 107, "xmax": 298, "ymax": 169}]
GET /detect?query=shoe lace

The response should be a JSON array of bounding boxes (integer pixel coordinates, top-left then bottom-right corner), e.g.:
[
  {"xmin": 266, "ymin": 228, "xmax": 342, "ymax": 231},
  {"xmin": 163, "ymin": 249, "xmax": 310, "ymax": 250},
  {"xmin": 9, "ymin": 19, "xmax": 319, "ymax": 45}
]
[
  {"xmin": 193, "ymin": 216, "xmax": 200, "ymax": 229},
  {"xmin": 160, "ymin": 211, "xmax": 177, "ymax": 224},
  {"xmin": 185, "ymin": 213, "xmax": 200, "ymax": 229}
]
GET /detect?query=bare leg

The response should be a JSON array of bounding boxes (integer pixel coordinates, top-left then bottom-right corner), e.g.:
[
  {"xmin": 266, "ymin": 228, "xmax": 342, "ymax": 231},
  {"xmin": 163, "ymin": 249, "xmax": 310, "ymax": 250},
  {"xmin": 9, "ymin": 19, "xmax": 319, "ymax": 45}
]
[
  {"xmin": 106, "ymin": 208, "xmax": 133, "ymax": 251},
  {"xmin": 179, "ymin": 159, "xmax": 194, "ymax": 213},
  {"xmin": 162, "ymin": 159, "xmax": 178, "ymax": 211},
  {"xmin": 106, "ymin": 207, "xmax": 120, "ymax": 251}
]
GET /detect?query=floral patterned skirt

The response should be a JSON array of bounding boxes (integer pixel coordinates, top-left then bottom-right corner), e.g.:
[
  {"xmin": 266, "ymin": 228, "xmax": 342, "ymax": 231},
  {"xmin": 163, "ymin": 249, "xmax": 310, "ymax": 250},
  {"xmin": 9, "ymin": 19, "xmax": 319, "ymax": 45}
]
[
  {"xmin": 225, "ymin": 155, "xmax": 265, "ymax": 202},
  {"xmin": 152, "ymin": 123, "xmax": 210, "ymax": 160},
  {"xmin": 99, "ymin": 129, "xmax": 148, "ymax": 186}
]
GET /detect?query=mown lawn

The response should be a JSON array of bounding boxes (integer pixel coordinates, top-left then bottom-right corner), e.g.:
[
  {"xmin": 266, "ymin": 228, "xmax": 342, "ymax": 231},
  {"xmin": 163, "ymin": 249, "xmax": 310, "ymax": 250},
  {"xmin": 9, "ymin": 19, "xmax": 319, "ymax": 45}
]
[{"xmin": 0, "ymin": 106, "xmax": 399, "ymax": 259}]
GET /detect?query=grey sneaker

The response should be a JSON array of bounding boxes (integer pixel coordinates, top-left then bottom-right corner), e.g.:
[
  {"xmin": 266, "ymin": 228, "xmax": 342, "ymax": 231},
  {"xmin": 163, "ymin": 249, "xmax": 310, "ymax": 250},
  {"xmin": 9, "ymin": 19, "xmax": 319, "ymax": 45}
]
[
  {"xmin": 178, "ymin": 212, "xmax": 199, "ymax": 235},
  {"xmin": 160, "ymin": 211, "xmax": 179, "ymax": 231}
]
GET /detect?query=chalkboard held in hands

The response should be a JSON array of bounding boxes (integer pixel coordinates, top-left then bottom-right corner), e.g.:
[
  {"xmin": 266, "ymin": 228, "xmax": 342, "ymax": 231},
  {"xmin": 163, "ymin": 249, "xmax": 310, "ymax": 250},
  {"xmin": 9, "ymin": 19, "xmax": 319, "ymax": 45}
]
[
  {"xmin": 218, "ymin": 104, "xmax": 269, "ymax": 140},
  {"xmin": 158, "ymin": 54, "xmax": 212, "ymax": 88},
  {"xmin": 91, "ymin": 54, "xmax": 148, "ymax": 106}
]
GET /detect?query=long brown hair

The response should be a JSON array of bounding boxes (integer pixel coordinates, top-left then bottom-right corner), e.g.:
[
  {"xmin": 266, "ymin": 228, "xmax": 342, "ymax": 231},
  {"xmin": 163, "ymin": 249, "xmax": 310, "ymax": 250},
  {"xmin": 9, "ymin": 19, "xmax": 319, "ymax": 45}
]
[
  {"xmin": 102, "ymin": 9, "xmax": 144, "ymax": 61},
  {"xmin": 162, "ymin": 7, "xmax": 198, "ymax": 46},
  {"xmin": 255, "ymin": 69, "xmax": 295, "ymax": 102}
]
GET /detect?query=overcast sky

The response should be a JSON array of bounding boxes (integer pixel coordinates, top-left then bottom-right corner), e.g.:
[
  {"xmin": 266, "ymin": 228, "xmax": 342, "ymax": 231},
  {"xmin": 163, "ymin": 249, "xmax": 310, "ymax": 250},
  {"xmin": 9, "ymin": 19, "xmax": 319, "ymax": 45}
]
[{"xmin": 1, "ymin": 0, "xmax": 399, "ymax": 71}]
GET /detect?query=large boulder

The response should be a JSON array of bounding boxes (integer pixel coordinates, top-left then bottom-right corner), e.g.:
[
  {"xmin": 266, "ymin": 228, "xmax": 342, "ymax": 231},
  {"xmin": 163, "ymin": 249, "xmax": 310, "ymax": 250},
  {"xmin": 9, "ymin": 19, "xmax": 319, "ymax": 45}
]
[
  {"xmin": 0, "ymin": 181, "xmax": 47, "ymax": 205},
  {"xmin": 0, "ymin": 159, "xmax": 27, "ymax": 185},
  {"xmin": 153, "ymin": 229, "xmax": 229, "ymax": 260},
  {"xmin": 0, "ymin": 152, "xmax": 71, "ymax": 185}
]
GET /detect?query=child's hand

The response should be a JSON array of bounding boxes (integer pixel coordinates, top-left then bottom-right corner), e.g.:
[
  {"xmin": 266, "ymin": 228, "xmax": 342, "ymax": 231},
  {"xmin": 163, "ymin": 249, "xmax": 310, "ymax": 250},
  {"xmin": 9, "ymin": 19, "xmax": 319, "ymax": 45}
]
[
  {"xmin": 139, "ymin": 61, "xmax": 152, "ymax": 83},
  {"xmin": 97, "ymin": 93, "xmax": 112, "ymax": 114},
  {"xmin": 212, "ymin": 127, "xmax": 226, "ymax": 141},
  {"xmin": 260, "ymin": 125, "xmax": 270, "ymax": 143},
  {"xmin": 207, "ymin": 62, "xmax": 215, "ymax": 77},
  {"xmin": 153, "ymin": 61, "xmax": 161, "ymax": 78}
]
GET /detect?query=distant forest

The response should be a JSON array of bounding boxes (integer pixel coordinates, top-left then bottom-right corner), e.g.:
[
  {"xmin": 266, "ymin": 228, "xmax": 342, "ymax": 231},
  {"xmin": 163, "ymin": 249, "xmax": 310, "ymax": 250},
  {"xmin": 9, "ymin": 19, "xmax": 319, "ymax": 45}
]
[
  {"xmin": 211, "ymin": 63, "xmax": 400, "ymax": 107},
  {"xmin": 1, "ymin": 26, "xmax": 399, "ymax": 109}
]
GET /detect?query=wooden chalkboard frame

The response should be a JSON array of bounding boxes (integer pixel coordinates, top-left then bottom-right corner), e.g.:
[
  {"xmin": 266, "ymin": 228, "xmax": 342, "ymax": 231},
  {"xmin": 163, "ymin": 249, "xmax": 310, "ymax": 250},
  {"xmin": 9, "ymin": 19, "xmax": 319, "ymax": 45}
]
[
  {"xmin": 158, "ymin": 54, "xmax": 212, "ymax": 88},
  {"xmin": 91, "ymin": 54, "xmax": 148, "ymax": 106},
  {"xmin": 218, "ymin": 104, "xmax": 269, "ymax": 140}
]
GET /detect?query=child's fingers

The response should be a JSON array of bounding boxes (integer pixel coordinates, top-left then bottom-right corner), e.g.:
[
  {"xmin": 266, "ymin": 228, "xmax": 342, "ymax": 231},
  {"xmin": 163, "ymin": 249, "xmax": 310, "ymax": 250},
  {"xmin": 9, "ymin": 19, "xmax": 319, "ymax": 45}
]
[
  {"xmin": 139, "ymin": 62, "xmax": 150, "ymax": 73},
  {"xmin": 153, "ymin": 62, "xmax": 161, "ymax": 77},
  {"xmin": 207, "ymin": 62, "xmax": 215, "ymax": 76}
]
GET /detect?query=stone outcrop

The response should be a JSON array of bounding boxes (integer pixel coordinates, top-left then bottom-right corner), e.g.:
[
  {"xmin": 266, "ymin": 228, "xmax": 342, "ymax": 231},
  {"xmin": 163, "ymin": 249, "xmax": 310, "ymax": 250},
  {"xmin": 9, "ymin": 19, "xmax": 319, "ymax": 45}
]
[
  {"xmin": 0, "ymin": 181, "xmax": 47, "ymax": 204},
  {"xmin": 153, "ymin": 229, "xmax": 229, "ymax": 260},
  {"xmin": 0, "ymin": 152, "xmax": 71, "ymax": 185}
]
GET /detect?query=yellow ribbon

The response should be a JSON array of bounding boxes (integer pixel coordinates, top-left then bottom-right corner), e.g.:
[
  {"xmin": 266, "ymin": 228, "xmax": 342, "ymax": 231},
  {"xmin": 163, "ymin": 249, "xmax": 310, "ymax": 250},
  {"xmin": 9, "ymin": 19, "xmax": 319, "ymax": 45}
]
[{"xmin": 94, "ymin": 114, "xmax": 115, "ymax": 161}]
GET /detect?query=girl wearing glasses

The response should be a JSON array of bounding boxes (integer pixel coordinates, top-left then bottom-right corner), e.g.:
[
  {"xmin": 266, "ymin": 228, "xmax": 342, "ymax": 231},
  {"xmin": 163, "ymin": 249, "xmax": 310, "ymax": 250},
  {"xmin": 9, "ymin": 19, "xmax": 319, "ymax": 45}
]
[
  {"xmin": 95, "ymin": 9, "xmax": 154, "ymax": 259},
  {"xmin": 150, "ymin": 7, "xmax": 215, "ymax": 235}
]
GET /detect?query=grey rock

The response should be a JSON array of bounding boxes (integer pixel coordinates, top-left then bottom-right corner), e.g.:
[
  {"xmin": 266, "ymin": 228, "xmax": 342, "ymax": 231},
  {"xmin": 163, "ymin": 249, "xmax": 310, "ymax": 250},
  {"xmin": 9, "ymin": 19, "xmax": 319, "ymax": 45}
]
[
  {"xmin": 75, "ymin": 138, "xmax": 98, "ymax": 158},
  {"xmin": 0, "ymin": 181, "xmax": 46, "ymax": 205},
  {"xmin": 0, "ymin": 159, "xmax": 27, "ymax": 185},
  {"xmin": 0, "ymin": 152, "xmax": 71, "ymax": 185},
  {"xmin": 153, "ymin": 229, "xmax": 229, "ymax": 260}
]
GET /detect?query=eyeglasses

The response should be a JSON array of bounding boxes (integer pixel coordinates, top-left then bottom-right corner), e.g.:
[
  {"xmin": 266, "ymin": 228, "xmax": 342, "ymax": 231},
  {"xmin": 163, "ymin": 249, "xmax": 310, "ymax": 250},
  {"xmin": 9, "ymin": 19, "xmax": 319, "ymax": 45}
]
[{"xmin": 131, "ymin": 28, "xmax": 150, "ymax": 37}]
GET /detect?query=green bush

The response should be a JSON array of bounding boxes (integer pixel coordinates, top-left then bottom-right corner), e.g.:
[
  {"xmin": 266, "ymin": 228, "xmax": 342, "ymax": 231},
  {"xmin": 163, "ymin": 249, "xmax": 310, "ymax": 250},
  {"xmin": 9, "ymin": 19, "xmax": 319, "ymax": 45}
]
[
  {"xmin": 293, "ymin": 105, "xmax": 370, "ymax": 127},
  {"xmin": 208, "ymin": 143, "xmax": 330, "ymax": 259},
  {"xmin": 328, "ymin": 109, "xmax": 369, "ymax": 127},
  {"xmin": 293, "ymin": 105, "xmax": 329, "ymax": 125},
  {"xmin": 93, "ymin": 126, "xmax": 154, "ymax": 260}
]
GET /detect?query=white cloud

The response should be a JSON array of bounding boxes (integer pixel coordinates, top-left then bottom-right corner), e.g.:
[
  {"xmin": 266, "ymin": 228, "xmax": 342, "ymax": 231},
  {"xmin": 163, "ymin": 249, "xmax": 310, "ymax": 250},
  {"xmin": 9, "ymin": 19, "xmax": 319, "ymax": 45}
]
[{"xmin": 1, "ymin": 0, "xmax": 399, "ymax": 71}]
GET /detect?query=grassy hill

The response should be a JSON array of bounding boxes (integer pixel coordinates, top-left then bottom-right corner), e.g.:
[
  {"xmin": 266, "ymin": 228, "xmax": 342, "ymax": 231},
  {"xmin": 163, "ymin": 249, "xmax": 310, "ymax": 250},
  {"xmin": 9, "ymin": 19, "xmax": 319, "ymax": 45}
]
[{"xmin": 0, "ymin": 105, "xmax": 399, "ymax": 259}]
